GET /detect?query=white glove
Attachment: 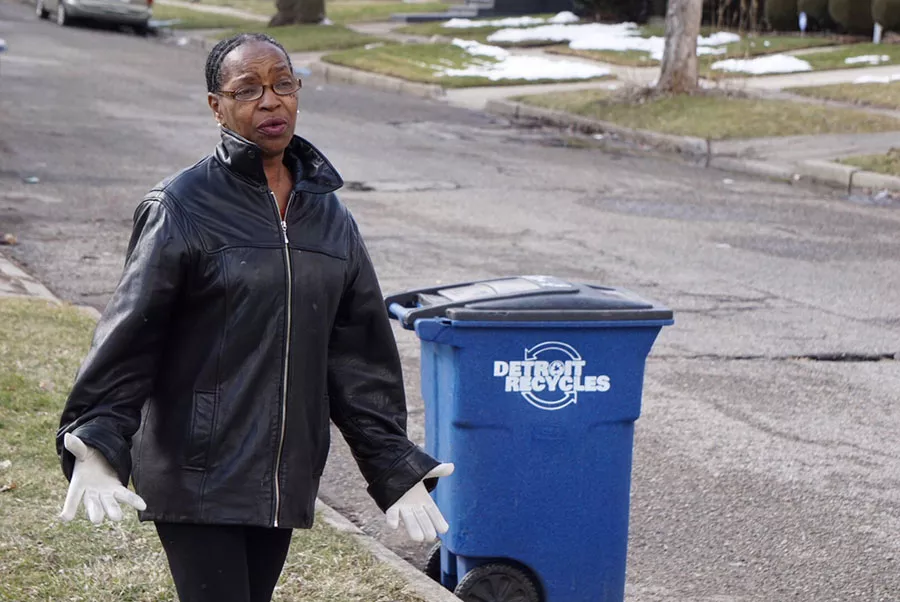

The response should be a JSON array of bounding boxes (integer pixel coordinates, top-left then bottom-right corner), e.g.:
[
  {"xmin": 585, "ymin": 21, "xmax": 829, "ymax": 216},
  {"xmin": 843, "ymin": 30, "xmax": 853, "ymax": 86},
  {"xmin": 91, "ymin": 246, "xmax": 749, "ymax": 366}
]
[
  {"xmin": 59, "ymin": 433, "xmax": 147, "ymax": 524},
  {"xmin": 385, "ymin": 462, "xmax": 454, "ymax": 542}
]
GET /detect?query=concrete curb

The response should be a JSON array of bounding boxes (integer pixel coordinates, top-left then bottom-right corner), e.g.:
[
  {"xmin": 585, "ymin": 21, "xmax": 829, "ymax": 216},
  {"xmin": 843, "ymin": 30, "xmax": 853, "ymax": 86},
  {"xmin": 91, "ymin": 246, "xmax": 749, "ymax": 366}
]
[
  {"xmin": 0, "ymin": 252, "xmax": 61, "ymax": 304},
  {"xmin": 309, "ymin": 61, "xmax": 446, "ymax": 100},
  {"xmin": 486, "ymin": 99, "xmax": 709, "ymax": 158},
  {"xmin": 796, "ymin": 159, "xmax": 858, "ymax": 193},
  {"xmin": 792, "ymin": 160, "xmax": 900, "ymax": 194},
  {"xmin": 851, "ymin": 168, "xmax": 900, "ymax": 193},
  {"xmin": 707, "ymin": 157, "xmax": 796, "ymax": 183},
  {"xmin": 316, "ymin": 500, "xmax": 460, "ymax": 601}
]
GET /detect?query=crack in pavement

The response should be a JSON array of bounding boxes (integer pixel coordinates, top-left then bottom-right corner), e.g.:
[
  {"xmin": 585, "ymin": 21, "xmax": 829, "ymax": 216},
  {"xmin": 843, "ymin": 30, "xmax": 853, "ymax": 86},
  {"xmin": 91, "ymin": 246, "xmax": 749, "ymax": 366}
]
[{"xmin": 653, "ymin": 352, "xmax": 898, "ymax": 362}]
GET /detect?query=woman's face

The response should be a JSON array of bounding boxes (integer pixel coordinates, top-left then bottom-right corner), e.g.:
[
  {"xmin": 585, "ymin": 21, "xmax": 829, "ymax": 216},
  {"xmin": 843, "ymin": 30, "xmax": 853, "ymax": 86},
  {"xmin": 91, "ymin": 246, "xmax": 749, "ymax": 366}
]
[{"xmin": 208, "ymin": 41, "xmax": 299, "ymax": 158}]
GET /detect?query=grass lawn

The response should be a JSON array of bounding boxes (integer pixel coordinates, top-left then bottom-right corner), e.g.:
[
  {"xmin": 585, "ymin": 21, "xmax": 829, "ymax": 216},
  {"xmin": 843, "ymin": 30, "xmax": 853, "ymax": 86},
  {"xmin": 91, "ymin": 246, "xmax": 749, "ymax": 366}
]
[
  {"xmin": 545, "ymin": 46, "xmax": 656, "ymax": 67},
  {"xmin": 396, "ymin": 22, "xmax": 505, "ymax": 44},
  {"xmin": 328, "ymin": 1, "xmax": 450, "ymax": 24},
  {"xmin": 151, "ymin": 3, "xmax": 259, "ymax": 28},
  {"xmin": 799, "ymin": 43, "xmax": 900, "ymax": 71},
  {"xmin": 0, "ymin": 297, "xmax": 426, "ymax": 602},
  {"xmin": 701, "ymin": 42, "xmax": 900, "ymax": 79},
  {"xmin": 547, "ymin": 33, "xmax": 838, "ymax": 68},
  {"xmin": 395, "ymin": 15, "xmax": 563, "ymax": 47},
  {"xmin": 323, "ymin": 42, "xmax": 613, "ymax": 87},
  {"xmin": 786, "ymin": 81, "xmax": 900, "ymax": 110},
  {"xmin": 217, "ymin": 23, "xmax": 385, "ymax": 51},
  {"xmin": 840, "ymin": 149, "xmax": 900, "ymax": 176},
  {"xmin": 515, "ymin": 90, "xmax": 900, "ymax": 140},
  {"xmin": 186, "ymin": 0, "xmax": 452, "ymax": 23}
]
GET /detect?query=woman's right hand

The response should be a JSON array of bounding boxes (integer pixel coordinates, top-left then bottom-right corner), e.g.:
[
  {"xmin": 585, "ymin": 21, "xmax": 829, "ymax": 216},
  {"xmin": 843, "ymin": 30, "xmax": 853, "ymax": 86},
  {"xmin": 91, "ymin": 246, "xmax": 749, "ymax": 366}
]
[{"xmin": 59, "ymin": 433, "xmax": 147, "ymax": 524}]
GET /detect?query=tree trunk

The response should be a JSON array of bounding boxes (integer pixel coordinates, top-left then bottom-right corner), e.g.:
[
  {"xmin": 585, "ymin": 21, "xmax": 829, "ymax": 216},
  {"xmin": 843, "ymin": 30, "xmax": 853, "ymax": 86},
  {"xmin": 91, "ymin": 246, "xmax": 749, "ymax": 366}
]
[
  {"xmin": 269, "ymin": 0, "xmax": 324, "ymax": 26},
  {"xmin": 657, "ymin": 0, "xmax": 704, "ymax": 94}
]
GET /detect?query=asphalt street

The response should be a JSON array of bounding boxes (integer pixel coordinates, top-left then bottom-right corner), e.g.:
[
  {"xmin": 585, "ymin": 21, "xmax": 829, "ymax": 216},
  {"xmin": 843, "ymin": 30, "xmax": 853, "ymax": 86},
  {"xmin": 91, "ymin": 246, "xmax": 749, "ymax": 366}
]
[{"xmin": 1, "ymin": 2, "xmax": 899, "ymax": 600}]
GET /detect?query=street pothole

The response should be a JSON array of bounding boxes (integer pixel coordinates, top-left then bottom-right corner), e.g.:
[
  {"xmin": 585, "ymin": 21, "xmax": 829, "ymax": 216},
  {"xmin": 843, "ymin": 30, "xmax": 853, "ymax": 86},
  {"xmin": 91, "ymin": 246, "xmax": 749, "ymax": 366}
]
[{"xmin": 344, "ymin": 180, "xmax": 460, "ymax": 193}]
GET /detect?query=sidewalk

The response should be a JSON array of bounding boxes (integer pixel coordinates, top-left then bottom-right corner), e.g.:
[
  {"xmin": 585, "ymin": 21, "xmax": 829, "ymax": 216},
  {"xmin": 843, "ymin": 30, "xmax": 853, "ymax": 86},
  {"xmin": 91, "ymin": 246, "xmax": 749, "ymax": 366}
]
[{"xmin": 0, "ymin": 251, "xmax": 59, "ymax": 304}]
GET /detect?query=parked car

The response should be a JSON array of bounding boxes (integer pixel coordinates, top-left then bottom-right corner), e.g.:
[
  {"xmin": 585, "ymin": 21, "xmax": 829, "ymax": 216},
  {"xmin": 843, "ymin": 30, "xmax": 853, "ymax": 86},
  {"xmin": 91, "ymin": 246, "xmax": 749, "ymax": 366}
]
[{"xmin": 36, "ymin": 0, "xmax": 152, "ymax": 33}]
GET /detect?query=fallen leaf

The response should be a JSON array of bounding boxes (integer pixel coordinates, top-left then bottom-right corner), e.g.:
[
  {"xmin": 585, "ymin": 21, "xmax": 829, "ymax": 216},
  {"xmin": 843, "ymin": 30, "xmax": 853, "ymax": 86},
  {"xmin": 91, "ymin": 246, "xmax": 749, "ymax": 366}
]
[{"xmin": 0, "ymin": 482, "xmax": 17, "ymax": 493}]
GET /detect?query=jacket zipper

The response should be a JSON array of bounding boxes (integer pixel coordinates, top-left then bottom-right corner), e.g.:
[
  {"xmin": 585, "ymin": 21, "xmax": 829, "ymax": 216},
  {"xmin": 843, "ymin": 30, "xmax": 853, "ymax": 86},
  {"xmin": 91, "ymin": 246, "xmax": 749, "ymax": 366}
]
[{"xmin": 272, "ymin": 191, "xmax": 294, "ymax": 527}]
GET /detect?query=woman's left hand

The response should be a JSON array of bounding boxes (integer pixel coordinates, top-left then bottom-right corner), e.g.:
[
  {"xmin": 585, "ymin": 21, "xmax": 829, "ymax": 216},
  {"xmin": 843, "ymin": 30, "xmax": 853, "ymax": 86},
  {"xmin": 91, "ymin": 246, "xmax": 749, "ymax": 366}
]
[{"xmin": 385, "ymin": 463, "xmax": 454, "ymax": 542}]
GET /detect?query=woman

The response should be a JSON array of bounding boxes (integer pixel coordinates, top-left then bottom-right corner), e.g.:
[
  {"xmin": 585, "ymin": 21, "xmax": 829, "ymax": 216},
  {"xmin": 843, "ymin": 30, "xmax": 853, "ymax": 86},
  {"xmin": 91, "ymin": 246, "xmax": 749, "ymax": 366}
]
[{"xmin": 56, "ymin": 33, "xmax": 452, "ymax": 602}]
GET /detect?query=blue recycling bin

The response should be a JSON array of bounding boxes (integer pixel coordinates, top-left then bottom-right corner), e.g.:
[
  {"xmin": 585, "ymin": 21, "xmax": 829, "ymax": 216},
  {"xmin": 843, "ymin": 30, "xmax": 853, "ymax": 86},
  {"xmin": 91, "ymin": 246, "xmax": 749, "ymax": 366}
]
[{"xmin": 386, "ymin": 276, "xmax": 673, "ymax": 602}]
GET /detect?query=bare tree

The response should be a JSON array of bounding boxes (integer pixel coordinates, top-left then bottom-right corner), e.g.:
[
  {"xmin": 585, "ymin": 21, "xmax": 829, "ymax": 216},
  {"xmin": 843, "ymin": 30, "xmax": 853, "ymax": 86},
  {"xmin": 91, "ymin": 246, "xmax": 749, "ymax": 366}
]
[
  {"xmin": 269, "ymin": 0, "xmax": 324, "ymax": 26},
  {"xmin": 657, "ymin": 0, "xmax": 704, "ymax": 94}
]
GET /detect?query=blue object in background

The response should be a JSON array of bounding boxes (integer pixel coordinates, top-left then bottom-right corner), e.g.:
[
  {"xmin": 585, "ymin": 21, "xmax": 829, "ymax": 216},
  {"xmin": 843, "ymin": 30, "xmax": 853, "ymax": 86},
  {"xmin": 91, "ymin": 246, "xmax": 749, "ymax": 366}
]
[{"xmin": 387, "ymin": 276, "xmax": 673, "ymax": 602}]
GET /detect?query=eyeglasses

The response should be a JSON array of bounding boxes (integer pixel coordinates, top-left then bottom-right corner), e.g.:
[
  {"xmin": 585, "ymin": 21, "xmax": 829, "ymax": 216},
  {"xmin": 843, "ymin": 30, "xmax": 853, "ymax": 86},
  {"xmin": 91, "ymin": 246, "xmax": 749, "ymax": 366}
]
[{"xmin": 217, "ymin": 78, "xmax": 302, "ymax": 102}]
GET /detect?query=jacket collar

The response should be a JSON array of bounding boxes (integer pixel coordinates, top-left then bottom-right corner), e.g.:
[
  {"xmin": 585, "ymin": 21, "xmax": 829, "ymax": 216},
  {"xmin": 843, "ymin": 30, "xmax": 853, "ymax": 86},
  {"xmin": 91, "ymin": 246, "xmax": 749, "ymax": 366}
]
[{"xmin": 214, "ymin": 127, "xmax": 344, "ymax": 194}]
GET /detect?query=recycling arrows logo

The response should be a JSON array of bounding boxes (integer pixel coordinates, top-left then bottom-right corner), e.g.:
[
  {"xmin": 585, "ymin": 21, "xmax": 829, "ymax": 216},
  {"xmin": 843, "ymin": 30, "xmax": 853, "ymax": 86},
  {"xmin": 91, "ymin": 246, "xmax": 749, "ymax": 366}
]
[{"xmin": 492, "ymin": 341, "xmax": 611, "ymax": 411}]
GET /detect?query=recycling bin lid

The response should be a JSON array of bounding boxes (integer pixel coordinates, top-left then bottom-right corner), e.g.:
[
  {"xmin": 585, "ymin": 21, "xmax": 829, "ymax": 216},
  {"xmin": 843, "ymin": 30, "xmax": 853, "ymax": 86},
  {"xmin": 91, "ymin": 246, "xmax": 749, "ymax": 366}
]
[{"xmin": 385, "ymin": 275, "xmax": 673, "ymax": 327}]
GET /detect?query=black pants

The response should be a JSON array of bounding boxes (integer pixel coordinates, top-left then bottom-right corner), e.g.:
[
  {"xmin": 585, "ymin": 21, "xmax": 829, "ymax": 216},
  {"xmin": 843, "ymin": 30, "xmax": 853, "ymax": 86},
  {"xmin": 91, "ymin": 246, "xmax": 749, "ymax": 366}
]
[{"xmin": 155, "ymin": 522, "xmax": 293, "ymax": 602}]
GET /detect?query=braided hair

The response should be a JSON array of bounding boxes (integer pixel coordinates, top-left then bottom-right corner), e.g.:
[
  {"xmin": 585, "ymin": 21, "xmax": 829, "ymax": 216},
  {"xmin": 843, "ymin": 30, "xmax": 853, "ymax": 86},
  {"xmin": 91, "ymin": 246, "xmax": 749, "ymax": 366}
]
[{"xmin": 205, "ymin": 33, "xmax": 294, "ymax": 93}]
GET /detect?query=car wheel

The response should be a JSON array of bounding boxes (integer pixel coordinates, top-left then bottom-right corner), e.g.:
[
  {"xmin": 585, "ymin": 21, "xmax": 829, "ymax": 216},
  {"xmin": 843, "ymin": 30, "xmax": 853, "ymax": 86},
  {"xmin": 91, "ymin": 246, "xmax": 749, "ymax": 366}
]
[
  {"xmin": 56, "ymin": 3, "xmax": 69, "ymax": 26},
  {"xmin": 133, "ymin": 20, "xmax": 151, "ymax": 36},
  {"xmin": 36, "ymin": 0, "xmax": 50, "ymax": 19}
]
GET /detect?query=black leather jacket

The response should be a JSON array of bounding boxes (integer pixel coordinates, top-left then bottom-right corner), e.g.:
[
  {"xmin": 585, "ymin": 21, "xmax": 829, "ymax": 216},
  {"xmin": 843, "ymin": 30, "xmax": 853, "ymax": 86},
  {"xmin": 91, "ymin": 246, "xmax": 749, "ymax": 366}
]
[{"xmin": 57, "ymin": 130, "xmax": 439, "ymax": 528}]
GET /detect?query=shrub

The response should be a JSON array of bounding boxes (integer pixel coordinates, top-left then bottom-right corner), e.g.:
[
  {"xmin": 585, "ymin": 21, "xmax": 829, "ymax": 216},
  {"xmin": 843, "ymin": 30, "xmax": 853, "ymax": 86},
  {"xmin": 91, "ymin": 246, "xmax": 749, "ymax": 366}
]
[
  {"xmin": 798, "ymin": 0, "xmax": 834, "ymax": 30},
  {"xmin": 828, "ymin": 0, "xmax": 875, "ymax": 33},
  {"xmin": 873, "ymin": 0, "xmax": 900, "ymax": 30},
  {"xmin": 573, "ymin": 0, "xmax": 650, "ymax": 22},
  {"xmin": 765, "ymin": 0, "xmax": 799, "ymax": 29}
]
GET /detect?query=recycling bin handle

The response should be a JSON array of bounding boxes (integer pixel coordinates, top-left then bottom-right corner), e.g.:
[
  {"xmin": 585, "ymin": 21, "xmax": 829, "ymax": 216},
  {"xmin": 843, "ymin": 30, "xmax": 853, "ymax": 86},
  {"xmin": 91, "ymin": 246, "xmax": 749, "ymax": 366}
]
[
  {"xmin": 387, "ymin": 298, "xmax": 458, "ymax": 327},
  {"xmin": 387, "ymin": 302, "xmax": 416, "ymax": 325},
  {"xmin": 385, "ymin": 280, "xmax": 487, "ymax": 327},
  {"xmin": 385, "ymin": 284, "xmax": 571, "ymax": 327}
]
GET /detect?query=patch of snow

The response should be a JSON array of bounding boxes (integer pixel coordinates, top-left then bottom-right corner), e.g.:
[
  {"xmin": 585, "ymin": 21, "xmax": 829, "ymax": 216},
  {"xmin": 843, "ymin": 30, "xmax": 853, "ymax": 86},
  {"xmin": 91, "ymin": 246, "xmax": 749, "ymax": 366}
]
[
  {"xmin": 443, "ymin": 11, "xmax": 577, "ymax": 29},
  {"xmin": 454, "ymin": 39, "xmax": 507, "ymax": 59},
  {"xmin": 437, "ymin": 39, "xmax": 610, "ymax": 81},
  {"xmin": 701, "ymin": 32, "xmax": 741, "ymax": 46},
  {"xmin": 711, "ymin": 54, "xmax": 812, "ymax": 74},
  {"xmin": 548, "ymin": 11, "xmax": 580, "ymax": 24},
  {"xmin": 845, "ymin": 54, "xmax": 891, "ymax": 65},
  {"xmin": 763, "ymin": 40, "xmax": 771, "ymax": 47},
  {"xmin": 487, "ymin": 22, "xmax": 739, "ymax": 61},
  {"xmin": 854, "ymin": 73, "xmax": 900, "ymax": 84}
]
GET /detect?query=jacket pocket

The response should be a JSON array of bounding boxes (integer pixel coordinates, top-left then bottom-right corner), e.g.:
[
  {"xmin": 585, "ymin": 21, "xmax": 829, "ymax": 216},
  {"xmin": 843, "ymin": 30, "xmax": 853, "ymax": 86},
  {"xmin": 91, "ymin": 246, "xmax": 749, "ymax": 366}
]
[{"xmin": 184, "ymin": 391, "xmax": 216, "ymax": 470}]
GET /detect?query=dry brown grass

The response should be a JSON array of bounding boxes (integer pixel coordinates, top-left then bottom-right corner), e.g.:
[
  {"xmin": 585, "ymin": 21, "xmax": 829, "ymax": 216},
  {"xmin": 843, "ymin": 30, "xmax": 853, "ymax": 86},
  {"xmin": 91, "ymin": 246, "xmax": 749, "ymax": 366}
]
[{"xmin": 514, "ymin": 88, "xmax": 900, "ymax": 140}]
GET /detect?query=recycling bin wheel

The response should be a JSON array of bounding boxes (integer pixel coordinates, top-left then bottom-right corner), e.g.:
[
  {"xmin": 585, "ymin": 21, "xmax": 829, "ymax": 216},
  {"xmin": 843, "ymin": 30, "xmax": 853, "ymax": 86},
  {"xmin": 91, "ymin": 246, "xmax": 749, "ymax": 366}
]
[
  {"xmin": 453, "ymin": 563, "xmax": 541, "ymax": 602},
  {"xmin": 423, "ymin": 541, "xmax": 442, "ymax": 583}
]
